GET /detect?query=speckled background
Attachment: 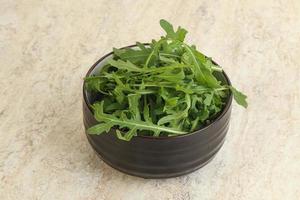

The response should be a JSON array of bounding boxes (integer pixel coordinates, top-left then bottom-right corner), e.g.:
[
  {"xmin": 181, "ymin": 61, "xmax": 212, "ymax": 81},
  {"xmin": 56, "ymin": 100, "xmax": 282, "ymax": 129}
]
[{"xmin": 0, "ymin": 0, "xmax": 299, "ymax": 199}]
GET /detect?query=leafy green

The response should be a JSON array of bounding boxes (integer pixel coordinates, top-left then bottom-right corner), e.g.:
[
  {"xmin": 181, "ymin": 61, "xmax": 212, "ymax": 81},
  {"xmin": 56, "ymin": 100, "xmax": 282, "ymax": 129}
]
[
  {"xmin": 84, "ymin": 19, "xmax": 248, "ymax": 141},
  {"xmin": 113, "ymin": 43, "xmax": 151, "ymax": 65},
  {"xmin": 229, "ymin": 86, "xmax": 248, "ymax": 108},
  {"xmin": 160, "ymin": 19, "xmax": 187, "ymax": 41},
  {"xmin": 93, "ymin": 102, "xmax": 187, "ymax": 141},
  {"xmin": 108, "ymin": 59, "xmax": 142, "ymax": 72}
]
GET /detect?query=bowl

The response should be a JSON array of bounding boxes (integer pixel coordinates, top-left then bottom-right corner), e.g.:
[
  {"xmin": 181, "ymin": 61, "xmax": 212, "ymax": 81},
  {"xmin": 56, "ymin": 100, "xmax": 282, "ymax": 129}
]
[{"xmin": 83, "ymin": 44, "xmax": 233, "ymax": 178}]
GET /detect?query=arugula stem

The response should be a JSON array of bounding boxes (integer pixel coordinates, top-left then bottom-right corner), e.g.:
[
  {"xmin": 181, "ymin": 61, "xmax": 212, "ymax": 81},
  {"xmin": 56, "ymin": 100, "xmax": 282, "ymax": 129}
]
[
  {"xmin": 182, "ymin": 43, "xmax": 206, "ymax": 82},
  {"xmin": 159, "ymin": 53, "xmax": 181, "ymax": 58},
  {"xmin": 133, "ymin": 83, "xmax": 228, "ymax": 93},
  {"xmin": 211, "ymin": 66, "xmax": 223, "ymax": 72},
  {"xmin": 214, "ymin": 87, "xmax": 228, "ymax": 91},
  {"xmin": 144, "ymin": 65, "xmax": 187, "ymax": 73},
  {"xmin": 145, "ymin": 50, "xmax": 155, "ymax": 68},
  {"xmin": 133, "ymin": 83, "xmax": 174, "ymax": 89},
  {"xmin": 101, "ymin": 113, "xmax": 187, "ymax": 135},
  {"xmin": 144, "ymin": 39, "xmax": 165, "ymax": 68}
]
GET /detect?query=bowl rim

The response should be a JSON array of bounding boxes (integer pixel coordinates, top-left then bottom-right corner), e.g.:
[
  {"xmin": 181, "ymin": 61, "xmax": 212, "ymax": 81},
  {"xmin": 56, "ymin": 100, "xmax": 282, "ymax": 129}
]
[{"xmin": 83, "ymin": 44, "xmax": 233, "ymax": 140}]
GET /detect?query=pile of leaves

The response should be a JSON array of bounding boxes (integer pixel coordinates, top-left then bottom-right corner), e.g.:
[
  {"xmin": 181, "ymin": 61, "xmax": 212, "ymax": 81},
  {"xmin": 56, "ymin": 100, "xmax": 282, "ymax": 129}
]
[{"xmin": 84, "ymin": 19, "xmax": 247, "ymax": 141}]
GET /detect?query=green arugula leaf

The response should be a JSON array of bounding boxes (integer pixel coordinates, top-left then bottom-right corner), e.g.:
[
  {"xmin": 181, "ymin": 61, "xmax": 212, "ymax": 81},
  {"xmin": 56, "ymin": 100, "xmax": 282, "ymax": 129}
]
[
  {"xmin": 160, "ymin": 19, "xmax": 176, "ymax": 38},
  {"xmin": 160, "ymin": 19, "xmax": 187, "ymax": 42},
  {"xmin": 87, "ymin": 122, "xmax": 114, "ymax": 135},
  {"xmin": 107, "ymin": 59, "xmax": 142, "ymax": 72},
  {"xmin": 204, "ymin": 93, "xmax": 214, "ymax": 106},
  {"xmin": 229, "ymin": 86, "xmax": 248, "ymax": 108},
  {"xmin": 156, "ymin": 68, "xmax": 185, "ymax": 82},
  {"xmin": 84, "ymin": 77, "xmax": 102, "ymax": 91},
  {"xmin": 143, "ymin": 96, "xmax": 152, "ymax": 123},
  {"xmin": 84, "ymin": 19, "xmax": 248, "ymax": 141},
  {"xmin": 113, "ymin": 46, "xmax": 151, "ymax": 65},
  {"xmin": 176, "ymin": 26, "xmax": 188, "ymax": 42},
  {"xmin": 128, "ymin": 94, "xmax": 141, "ymax": 120},
  {"xmin": 90, "ymin": 102, "xmax": 187, "ymax": 139}
]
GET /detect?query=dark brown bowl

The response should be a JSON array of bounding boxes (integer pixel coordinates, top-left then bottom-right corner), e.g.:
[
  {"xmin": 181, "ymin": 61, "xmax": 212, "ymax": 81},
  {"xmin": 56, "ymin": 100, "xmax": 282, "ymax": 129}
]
[{"xmin": 83, "ymin": 45, "xmax": 233, "ymax": 178}]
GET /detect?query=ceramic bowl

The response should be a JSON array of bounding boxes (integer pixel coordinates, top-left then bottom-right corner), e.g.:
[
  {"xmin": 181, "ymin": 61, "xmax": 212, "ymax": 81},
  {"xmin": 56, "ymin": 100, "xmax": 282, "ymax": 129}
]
[{"xmin": 83, "ymin": 45, "xmax": 233, "ymax": 178}]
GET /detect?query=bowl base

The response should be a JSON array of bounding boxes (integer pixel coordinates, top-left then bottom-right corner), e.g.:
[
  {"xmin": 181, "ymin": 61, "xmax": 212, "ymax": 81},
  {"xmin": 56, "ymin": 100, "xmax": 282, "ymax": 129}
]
[{"xmin": 87, "ymin": 136, "xmax": 224, "ymax": 179}]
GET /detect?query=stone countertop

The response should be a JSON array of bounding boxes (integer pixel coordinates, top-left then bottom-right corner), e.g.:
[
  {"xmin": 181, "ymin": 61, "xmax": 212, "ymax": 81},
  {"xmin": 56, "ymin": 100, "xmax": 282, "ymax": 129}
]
[{"xmin": 0, "ymin": 0, "xmax": 299, "ymax": 199}]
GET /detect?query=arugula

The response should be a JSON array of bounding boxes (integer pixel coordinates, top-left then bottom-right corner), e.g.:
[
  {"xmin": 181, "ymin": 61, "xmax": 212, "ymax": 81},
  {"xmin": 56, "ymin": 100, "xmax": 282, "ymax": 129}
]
[
  {"xmin": 85, "ymin": 19, "xmax": 247, "ymax": 141},
  {"xmin": 89, "ymin": 101, "xmax": 187, "ymax": 141}
]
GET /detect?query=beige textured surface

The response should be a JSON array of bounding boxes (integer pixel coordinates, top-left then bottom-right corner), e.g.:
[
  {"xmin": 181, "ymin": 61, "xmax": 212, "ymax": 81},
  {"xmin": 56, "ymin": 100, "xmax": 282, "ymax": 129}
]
[{"xmin": 0, "ymin": 0, "xmax": 300, "ymax": 199}]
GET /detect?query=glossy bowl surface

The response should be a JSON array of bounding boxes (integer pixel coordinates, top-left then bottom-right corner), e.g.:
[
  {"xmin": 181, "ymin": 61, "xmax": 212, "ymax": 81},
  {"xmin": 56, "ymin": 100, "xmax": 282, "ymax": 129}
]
[{"xmin": 83, "ymin": 45, "xmax": 233, "ymax": 178}]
